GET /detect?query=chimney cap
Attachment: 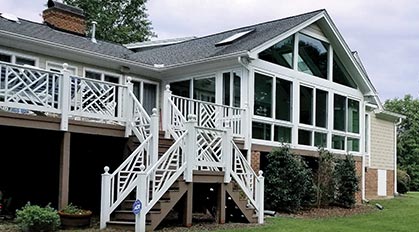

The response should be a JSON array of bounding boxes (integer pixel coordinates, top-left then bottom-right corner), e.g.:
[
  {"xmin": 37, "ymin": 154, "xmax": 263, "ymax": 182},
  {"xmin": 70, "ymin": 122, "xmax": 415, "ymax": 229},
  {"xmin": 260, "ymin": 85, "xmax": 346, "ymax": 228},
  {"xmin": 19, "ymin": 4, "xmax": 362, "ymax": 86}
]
[{"xmin": 47, "ymin": 0, "xmax": 85, "ymax": 17}]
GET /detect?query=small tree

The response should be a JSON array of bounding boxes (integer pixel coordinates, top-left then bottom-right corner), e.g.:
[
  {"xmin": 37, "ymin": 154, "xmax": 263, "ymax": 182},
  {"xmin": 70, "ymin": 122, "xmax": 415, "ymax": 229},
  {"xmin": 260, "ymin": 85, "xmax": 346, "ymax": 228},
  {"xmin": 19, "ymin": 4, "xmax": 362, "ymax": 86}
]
[
  {"xmin": 265, "ymin": 145, "xmax": 315, "ymax": 213},
  {"xmin": 334, "ymin": 155, "xmax": 359, "ymax": 208},
  {"xmin": 314, "ymin": 147, "xmax": 335, "ymax": 208},
  {"xmin": 397, "ymin": 169, "xmax": 411, "ymax": 194}
]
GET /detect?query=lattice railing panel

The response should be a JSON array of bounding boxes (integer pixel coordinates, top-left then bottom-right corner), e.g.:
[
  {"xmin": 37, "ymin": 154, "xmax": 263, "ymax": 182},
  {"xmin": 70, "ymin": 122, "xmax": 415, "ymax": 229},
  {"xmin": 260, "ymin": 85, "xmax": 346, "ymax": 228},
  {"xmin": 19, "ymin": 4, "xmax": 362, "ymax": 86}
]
[
  {"xmin": 0, "ymin": 63, "xmax": 61, "ymax": 113},
  {"xmin": 196, "ymin": 127, "xmax": 224, "ymax": 171}
]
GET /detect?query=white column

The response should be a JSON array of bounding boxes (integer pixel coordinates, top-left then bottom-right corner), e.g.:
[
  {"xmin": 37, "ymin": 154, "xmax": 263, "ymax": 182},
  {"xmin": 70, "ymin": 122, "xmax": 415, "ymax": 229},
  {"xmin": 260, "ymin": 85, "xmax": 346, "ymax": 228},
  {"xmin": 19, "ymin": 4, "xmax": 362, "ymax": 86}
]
[
  {"xmin": 124, "ymin": 77, "xmax": 134, "ymax": 137},
  {"xmin": 185, "ymin": 114, "xmax": 197, "ymax": 182},
  {"xmin": 162, "ymin": 85, "xmax": 172, "ymax": 138},
  {"xmin": 150, "ymin": 108, "xmax": 159, "ymax": 166},
  {"xmin": 257, "ymin": 170, "xmax": 264, "ymax": 224},
  {"xmin": 135, "ymin": 165, "xmax": 147, "ymax": 232},
  {"xmin": 223, "ymin": 124, "xmax": 233, "ymax": 183},
  {"xmin": 100, "ymin": 166, "xmax": 111, "ymax": 229},
  {"xmin": 60, "ymin": 63, "xmax": 71, "ymax": 131}
]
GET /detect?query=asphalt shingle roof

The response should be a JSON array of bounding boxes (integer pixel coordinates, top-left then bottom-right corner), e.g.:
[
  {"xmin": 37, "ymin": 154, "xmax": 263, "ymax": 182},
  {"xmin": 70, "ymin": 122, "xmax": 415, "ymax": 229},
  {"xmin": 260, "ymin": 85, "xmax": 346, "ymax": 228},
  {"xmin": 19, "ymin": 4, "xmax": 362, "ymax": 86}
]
[
  {"xmin": 0, "ymin": 9, "xmax": 324, "ymax": 67},
  {"xmin": 0, "ymin": 16, "xmax": 134, "ymax": 60},
  {"xmin": 129, "ymin": 9, "xmax": 324, "ymax": 66}
]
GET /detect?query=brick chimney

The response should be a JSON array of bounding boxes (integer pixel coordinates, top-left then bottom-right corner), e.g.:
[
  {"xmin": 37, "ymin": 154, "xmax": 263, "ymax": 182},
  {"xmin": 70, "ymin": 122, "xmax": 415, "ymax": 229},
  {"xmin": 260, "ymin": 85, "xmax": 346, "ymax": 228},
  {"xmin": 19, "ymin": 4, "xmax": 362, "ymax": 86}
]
[{"xmin": 42, "ymin": 0, "xmax": 86, "ymax": 36}]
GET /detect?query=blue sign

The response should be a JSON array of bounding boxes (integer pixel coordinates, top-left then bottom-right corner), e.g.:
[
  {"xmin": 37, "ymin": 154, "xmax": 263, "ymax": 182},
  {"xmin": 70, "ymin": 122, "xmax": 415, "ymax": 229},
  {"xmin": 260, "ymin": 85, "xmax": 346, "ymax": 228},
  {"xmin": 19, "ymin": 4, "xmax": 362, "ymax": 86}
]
[{"xmin": 132, "ymin": 199, "xmax": 142, "ymax": 215}]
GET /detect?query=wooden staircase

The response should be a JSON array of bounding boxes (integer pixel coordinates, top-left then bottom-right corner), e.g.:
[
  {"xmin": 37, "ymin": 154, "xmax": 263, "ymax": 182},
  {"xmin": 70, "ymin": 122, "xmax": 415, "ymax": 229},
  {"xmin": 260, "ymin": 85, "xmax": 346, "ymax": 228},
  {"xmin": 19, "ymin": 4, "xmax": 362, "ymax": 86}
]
[{"xmin": 225, "ymin": 181, "xmax": 258, "ymax": 223}]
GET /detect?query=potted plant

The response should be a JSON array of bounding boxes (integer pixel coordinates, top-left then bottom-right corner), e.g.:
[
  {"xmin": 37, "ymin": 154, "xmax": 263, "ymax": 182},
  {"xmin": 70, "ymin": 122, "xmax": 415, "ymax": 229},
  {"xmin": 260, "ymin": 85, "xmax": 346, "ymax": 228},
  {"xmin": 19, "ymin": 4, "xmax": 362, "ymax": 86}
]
[
  {"xmin": 15, "ymin": 202, "xmax": 61, "ymax": 232},
  {"xmin": 57, "ymin": 203, "xmax": 92, "ymax": 229}
]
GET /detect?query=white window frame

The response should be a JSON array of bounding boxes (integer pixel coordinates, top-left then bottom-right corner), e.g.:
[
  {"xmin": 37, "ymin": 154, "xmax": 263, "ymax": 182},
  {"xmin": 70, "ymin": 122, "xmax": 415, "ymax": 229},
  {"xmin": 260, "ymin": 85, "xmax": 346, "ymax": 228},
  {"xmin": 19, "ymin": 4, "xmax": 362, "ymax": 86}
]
[
  {"xmin": 0, "ymin": 48, "xmax": 39, "ymax": 67},
  {"xmin": 83, "ymin": 67, "xmax": 122, "ymax": 84},
  {"xmin": 130, "ymin": 76, "xmax": 160, "ymax": 112},
  {"xmin": 46, "ymin": 61, "xmax": 78, "ymax": 75}
]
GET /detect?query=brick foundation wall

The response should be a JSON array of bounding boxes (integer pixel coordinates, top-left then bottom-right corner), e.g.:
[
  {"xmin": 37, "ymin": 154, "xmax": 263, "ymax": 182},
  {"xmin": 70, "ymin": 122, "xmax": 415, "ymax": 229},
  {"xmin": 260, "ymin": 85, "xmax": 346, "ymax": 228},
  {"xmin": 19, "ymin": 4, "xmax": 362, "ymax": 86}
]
[
  {"xmin": 250, "ymin": 151, "xmax": 260, "ymax": 173},
  {"xmin": 365, "ymin": 168, "xmax": 395, "ymax": 199},
  {"xmin": 355, "ymin": 159, "xmax": 363, "ymax": 204},
  {"xmin": 43, "ymin": 9, "xmax": 86, "ymax": 35}
]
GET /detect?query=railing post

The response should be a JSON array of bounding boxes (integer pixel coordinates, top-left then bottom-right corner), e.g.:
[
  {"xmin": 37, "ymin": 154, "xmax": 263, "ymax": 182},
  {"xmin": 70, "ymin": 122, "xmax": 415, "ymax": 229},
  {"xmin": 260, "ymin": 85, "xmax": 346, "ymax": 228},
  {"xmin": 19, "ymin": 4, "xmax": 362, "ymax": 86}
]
[
  {"xmin": 135, "ymin": 165, "xmax": 147, "ymax": 232},
  {"xmin": 162, "ymin": 85, "xmax": 172, "ymax": 138},
  {"xmin": 100, "ymin": 166, "xmax": 111, "ymax": 229},
  {"xmin": 125, "ymin": 77, "xmax": 134, "ymax": 137},
  {"xmin": 257, "ymin": 170, "xmax": 264, "ymax": 224},
  {"xmin": 150, "ymin": 108, "xmax": 159, "ymax": 166},
  {"xmin": 243, "ymin": 102, "xmax": 249, "ymax": 150},
  {"xmin": 223, "ymin": 123, "xmax": 233, "ymax": 183},
  {"xmin": 60, "ymin": 63, "xmax": 71, "ymax": 131},
  {"xmin": 185, "ymin": 114, "xmax": 197, "ymax": 182}
]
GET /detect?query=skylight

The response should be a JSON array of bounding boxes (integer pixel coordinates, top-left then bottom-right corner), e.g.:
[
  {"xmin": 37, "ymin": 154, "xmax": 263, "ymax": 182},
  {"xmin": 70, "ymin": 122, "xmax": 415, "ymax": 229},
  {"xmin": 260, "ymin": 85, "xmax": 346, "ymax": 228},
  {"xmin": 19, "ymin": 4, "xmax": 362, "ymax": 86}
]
[{"xmin": 215, "ymin": 29, "xmax": 254, "ymax": 46}]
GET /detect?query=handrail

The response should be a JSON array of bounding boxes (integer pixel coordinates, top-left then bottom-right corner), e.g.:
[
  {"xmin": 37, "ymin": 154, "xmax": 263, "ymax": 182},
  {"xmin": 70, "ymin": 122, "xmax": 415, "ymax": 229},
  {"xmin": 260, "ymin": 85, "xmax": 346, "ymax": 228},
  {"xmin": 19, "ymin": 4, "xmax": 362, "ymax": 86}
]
[{"xmin": 171, "ymin": 94, "xmax": 244, "ymax": 111}]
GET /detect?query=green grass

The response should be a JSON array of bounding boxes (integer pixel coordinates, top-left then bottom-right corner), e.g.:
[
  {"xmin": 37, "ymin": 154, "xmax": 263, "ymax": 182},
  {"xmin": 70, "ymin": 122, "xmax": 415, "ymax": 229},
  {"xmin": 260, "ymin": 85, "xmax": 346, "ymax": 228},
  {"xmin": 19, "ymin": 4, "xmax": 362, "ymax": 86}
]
[{"xmin": 218, "ymin": 192, "xmax": 419, "ymax": 232}]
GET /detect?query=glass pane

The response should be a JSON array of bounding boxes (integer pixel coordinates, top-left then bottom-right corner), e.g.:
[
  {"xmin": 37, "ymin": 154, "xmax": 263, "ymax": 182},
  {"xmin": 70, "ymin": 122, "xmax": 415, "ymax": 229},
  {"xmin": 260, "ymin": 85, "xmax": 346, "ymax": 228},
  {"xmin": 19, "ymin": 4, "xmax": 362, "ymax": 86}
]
[
  {"xmin": 222, "ymin": 72, "xmax": 230, "ymax": 106},
  {"xmin": 259, "ymin": 35, "xmax": 294, "ymax": 69},
  {"xmin": 254, "ymin": 73, "xmax": 272, "ymax": 117},
  {"xmin": 85, "ymin": 71, "xmax": 101, "ymax": 80},
  {"xmin": 133, "ymin": 81, "xmax": 141, "ymax": 100},
  {"xmin": 333, "ymin": 52, "xmax": 357, "ymax": 88},
  {"xmin": 252, "ymin": 122, "xmax": 271, "ymax": 140},
  {"xmin": 143, "ymin": 83, "xmax": 157, "ymax": 115},
  {"xmin": 274, "ymin": 126, "xmax": 292, "ymax": 143},
  {"xmin": 298, "ymin": 129, "xmax": 312, "ymax": 145},
  {"xmin": 314, "ymin": 132, "xmax": 327, "ymax": 148},
  {"xmin": 0, "ymin": 53, "xmax": 11, "ymax": 63},
  {"xmin": 332, "ymin": 135, "xmax": 345, "ymax": 150},
  {"xmin": 298, "ymin": 34, "xmax": 328, "ymax": 79},
  {"xmin": 233, "ymin": 72, "xmax": 241, "ymax": 107},
  {"xmin": 194, "ymin": 77, "xmax": 215, "ymax": 103},
  {"xmin": 276, "ymin": 78, "xmax": 292, "ymax": 121},
  {"xmin": 348, "ymin": 99, "xmax": 359, "ymax": 133},
  {"xmin": 300, "ymin": 86, "xmax": 313, "ymax": 125},
  {"xmin": 347, "ymin": 137, "xmax": 360, "ymax": 152},
  {"xmin": 316, "ymin": 89, "xmax": 328, "ymax": 128},
  {"xmin": 16, "ymin": 57, "xmax": 35, "ymax": 66},
  {"xmin": 334, "ymin": 94, "xmax": 346, "ymax": 131},
  {"xmin": 104, "ymin": 75, "xmax": 119, "ymax": 84},
  {"xmin": 170, "ymin": 80, "xmax": 190, "ymax": 98}
]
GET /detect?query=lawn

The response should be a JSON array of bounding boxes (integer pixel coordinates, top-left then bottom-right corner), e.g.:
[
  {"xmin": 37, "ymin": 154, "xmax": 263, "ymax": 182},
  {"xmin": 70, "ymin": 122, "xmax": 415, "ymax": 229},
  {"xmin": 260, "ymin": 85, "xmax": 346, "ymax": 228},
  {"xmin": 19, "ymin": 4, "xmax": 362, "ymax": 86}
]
[{"xmin": 217, "ymin": 192, "xmax": 419, "ymax": 232}]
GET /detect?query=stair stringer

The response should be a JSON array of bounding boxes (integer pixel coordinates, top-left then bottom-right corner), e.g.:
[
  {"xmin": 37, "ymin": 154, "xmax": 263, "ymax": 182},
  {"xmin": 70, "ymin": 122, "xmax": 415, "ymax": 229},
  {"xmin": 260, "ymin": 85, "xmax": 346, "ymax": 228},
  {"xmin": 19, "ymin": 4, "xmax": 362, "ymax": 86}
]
[
  {"xmin": 225, "ymin": 182, "xmax": 257, "ymax": 223},
  {"xmin": 147, "ymin": 180, "xmax": 188, "ymax": 231}
]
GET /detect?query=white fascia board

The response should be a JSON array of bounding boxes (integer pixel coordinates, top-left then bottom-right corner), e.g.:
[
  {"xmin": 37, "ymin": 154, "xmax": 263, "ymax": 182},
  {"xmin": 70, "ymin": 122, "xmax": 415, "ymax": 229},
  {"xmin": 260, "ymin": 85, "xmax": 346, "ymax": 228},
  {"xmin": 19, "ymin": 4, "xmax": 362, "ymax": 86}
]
[
  {"xmin": 374, "ymin": 109, "xmax": 406, "ymax": 122},
  {"xmin": 248, "ymin": 12, "xmax": 325, "ymax": 58},
  {"xmin": 320, "ymin": 12, "xmax": 379, "ymax": 97}
]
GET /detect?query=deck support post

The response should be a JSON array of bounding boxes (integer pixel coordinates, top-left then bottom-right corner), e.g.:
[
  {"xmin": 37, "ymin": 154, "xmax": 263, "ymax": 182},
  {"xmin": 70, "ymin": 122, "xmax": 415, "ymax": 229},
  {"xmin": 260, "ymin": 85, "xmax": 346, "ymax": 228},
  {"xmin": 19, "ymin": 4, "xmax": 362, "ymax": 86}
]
[
  {"xmin": 256, "ymin": 170, "xmax": 264, "ymax": 224},
  {"xmin": 183, "ymin": 183, "xmax": 193, "ymax": 227},
  {"xmin": 58, "ymin": 131, "xmax": 71, "ymax": 210},
  {"xmin": 217, "ymin": 184, "xmax": 226, "ymax": 224}
]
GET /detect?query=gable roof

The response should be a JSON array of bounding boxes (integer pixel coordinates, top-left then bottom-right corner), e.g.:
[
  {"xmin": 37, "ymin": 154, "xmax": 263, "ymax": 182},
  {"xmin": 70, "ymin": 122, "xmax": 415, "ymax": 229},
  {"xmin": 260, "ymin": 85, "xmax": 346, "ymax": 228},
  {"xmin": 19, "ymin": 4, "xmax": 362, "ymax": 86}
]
[
  {"xmin": 128, "ymin": 9, "xmax": 324, "ymax": 66},
  {"xmin": 0, "ymin": 16, "xmax": 134, "ymax": 60}
]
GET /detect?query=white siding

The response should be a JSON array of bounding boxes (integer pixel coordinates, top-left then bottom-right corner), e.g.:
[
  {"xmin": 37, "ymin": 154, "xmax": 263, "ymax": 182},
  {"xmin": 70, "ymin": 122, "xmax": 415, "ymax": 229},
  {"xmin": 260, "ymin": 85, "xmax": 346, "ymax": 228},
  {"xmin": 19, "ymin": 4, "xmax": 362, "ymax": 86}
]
[{"xmin": 370, "ymin": 114, "xmax": 395, "ymax": 170}]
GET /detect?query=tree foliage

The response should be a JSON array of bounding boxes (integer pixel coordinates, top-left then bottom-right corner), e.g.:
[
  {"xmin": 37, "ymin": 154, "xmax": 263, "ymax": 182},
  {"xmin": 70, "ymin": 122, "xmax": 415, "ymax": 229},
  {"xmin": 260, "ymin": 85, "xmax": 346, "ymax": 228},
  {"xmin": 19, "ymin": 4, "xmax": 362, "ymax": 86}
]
[
  {"xmin": 264, "ymin": 145, "xmax": 315, "ymax": 213},
  {"xmin": 63, "ymin": 0, "xmax": 156, "ymax": 44},
  {"xmin": 384, "ymin": 94, "xmax": 419, "ymax": 190}
]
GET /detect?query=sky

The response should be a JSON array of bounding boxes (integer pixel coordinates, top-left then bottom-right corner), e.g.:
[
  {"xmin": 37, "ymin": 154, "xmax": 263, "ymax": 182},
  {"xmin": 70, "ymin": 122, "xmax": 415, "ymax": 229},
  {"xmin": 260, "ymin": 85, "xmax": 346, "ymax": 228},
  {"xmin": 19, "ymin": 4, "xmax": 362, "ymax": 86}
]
[{"xmin": 2, "ymin": 0, "xmax": 419, "ymax": 102}]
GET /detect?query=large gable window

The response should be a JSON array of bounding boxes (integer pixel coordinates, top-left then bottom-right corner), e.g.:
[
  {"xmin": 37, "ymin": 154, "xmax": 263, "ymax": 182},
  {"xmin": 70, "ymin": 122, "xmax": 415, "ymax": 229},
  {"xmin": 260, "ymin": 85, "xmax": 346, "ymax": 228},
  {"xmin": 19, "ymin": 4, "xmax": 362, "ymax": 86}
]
[
  {"xmin": 259, "ymin": 35, "xmax": 294, "ymax": 69},
  {"xmin": 254, "ymin": 73, "xmax": 273, "ymax": 117},
  {"xmin": 333, "ymin": 52, "xmax": 357, "ymax": 88},
  {"xmin": 298, "ymin": 34, "xmax": 328, "ymax": 79}
]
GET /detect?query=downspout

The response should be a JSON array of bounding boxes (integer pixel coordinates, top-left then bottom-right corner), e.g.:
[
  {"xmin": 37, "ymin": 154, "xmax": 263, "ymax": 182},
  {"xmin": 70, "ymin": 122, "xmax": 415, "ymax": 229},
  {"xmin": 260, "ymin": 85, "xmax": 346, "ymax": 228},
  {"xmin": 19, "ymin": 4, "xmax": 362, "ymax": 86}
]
[{"xmin": 394, "ymin": 117, "xmax": 402, "ymax": 195}]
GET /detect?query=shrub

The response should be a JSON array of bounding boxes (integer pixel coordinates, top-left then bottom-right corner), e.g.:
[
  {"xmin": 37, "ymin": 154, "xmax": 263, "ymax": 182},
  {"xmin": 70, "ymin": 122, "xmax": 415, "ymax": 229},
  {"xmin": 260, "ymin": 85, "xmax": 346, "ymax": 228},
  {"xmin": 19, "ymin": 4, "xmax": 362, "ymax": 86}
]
[
  {"xmin": 314, "ymin": 147, "xmax": 335, "ymax": 208},
  {"xmin": 334, "ymin": 155, "xmax": 359, "ymax": 208},
  {"xmin": 397, "ymin": 169, "xmax": 411, "ymax": 194},
  {"xmin": 15, "ymin": 202, "xmax": 60, "ymax": 232},
  {"xmin": 264, "ymin": 145, "xmax": 315, "ymax": 213}
]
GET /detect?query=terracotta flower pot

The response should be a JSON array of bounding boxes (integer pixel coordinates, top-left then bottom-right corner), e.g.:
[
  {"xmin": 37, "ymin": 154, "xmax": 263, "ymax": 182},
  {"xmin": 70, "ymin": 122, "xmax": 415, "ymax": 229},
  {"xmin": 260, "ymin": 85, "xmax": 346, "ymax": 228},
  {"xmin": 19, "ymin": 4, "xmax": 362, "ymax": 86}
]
[{"xmin": 58, "ymin": 210, "xmax": 92, "ymax": 229}]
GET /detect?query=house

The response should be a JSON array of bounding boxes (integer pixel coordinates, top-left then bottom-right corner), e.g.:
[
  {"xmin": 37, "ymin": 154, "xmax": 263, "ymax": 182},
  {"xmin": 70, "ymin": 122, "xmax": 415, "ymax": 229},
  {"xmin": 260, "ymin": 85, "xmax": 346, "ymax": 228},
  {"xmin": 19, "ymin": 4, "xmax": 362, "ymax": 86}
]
[{"xmin": 0, "ymin": 1, "xmax": 403, "ymax": 231}]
